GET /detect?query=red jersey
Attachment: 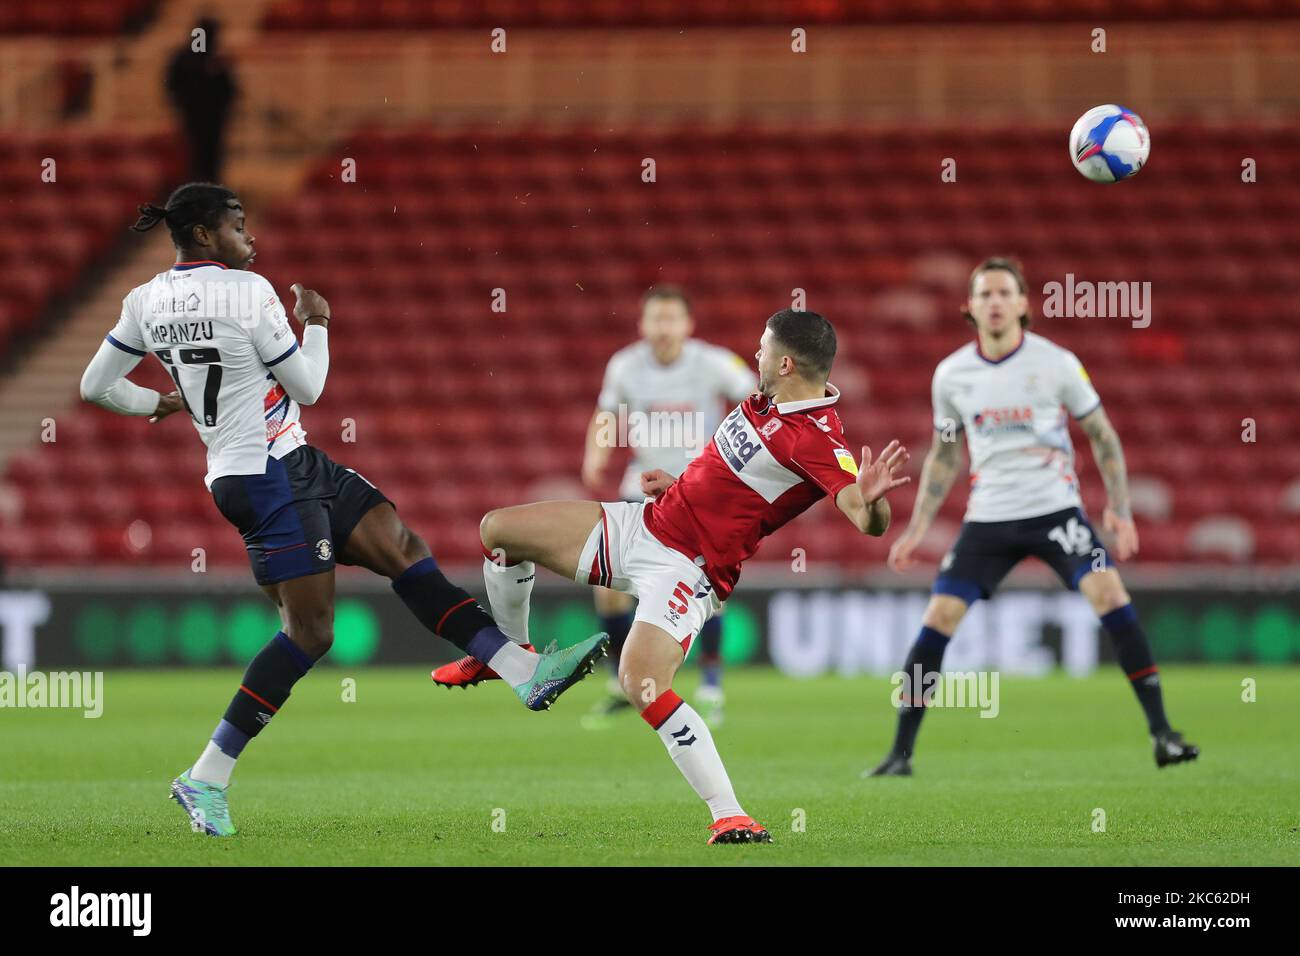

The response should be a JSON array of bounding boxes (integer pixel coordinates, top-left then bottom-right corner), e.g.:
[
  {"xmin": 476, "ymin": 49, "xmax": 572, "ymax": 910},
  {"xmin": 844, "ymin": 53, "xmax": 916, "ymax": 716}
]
[{"xmin": 643, "ymin": 384, "xmax": 860, "ymax": 599}]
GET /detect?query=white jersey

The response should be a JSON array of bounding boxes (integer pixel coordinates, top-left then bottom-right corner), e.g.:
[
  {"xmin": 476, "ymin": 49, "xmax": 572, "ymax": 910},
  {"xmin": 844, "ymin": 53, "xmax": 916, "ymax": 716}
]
[
  {"xmin": 597, "ymin": 339, "xmax": 757, "ymax": 500},
  {"xmin": 932, "ymin": 331, "xmax": 1101, "ymax": 522},
  {"xmin": 108, "ymin": 262, "xmax": 309, "ymax": 488}
]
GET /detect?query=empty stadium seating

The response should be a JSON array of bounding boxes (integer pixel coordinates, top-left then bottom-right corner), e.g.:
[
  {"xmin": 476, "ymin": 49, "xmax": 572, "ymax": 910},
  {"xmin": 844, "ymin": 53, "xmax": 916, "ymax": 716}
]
[
  {"xmin": 263, "ymin": 0, "xmax": 1300, "ymax": 31},
  {"xmin": 0, "ymin": 0, "xmax": 157, "ymax": 35},
  {"xmin": 0, "ymin": 131, "xmax": 182, "ymax": 358},
  {"xmin": 2, "ymin": 123, "xmax": 1297, "ymax": 570}
]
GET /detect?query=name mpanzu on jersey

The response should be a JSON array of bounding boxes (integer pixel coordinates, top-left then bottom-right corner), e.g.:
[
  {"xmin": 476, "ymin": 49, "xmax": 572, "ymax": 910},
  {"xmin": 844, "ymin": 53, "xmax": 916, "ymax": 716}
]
[{"xmin": 149, "ymin": 321, "xmax": 215, "ymax": 345}]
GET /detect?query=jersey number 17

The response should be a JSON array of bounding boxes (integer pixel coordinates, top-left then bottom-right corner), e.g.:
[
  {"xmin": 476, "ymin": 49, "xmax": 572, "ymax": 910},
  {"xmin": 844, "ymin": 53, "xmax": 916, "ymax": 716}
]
[{"xmin": 159, "ymin": 347, "xmax": 223, "ymax": 427}]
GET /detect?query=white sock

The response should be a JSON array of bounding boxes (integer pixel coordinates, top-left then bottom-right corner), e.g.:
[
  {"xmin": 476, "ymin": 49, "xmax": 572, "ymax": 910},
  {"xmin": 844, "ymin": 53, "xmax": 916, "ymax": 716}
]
[
  {"xmin": 651, "ymin": 697, "xmax": 744, "ymax": 821},
  {"xmin": 485, "ymin": 641, "xmax": 540, "ymax": 686},
  {"xmin": 190, "ymin": 742, "xmax": 235, "ymax": 788},
  {"xmin": 482, "ymin": 557, "xmax": 535, "ymax": 645}
]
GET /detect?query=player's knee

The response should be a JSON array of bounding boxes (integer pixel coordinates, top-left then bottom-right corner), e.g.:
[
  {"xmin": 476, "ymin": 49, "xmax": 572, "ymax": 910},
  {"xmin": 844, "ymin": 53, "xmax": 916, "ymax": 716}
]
[
  {"xmin": 614, "ymin": 661, "xmax": 645, "ymax": 709},
  {"xmin": 286, "ymin": 610, "xmax": 334, "ymax": 657},
  {"xmin": 922, "ymin": 596, "xmax": 966, "ymax": 635},
  {"xmin": 616, "ymin": 657, "xmax": 632, "ymax": 696},
  {"xmin": 479, "ymin": 510, "xmax": 504, "ymax": 551},
  {"xmin": 295, "ymin": 627, "xmax": 333, "ymax": 659},
  {"xmin": 1085, "ymin": 578, "xmax": 1131, "ymax": 616},
  {"xmin": 480, "ymin": 509, "xmax": 526, "ymax": 563}
]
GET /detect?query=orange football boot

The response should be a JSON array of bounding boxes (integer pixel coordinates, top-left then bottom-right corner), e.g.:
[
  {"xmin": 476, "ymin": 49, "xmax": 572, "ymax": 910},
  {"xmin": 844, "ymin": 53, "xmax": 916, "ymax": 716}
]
[
  {"xmin": 707, "ymin": 815, "xmax": 773, "ymax": 845},
  {"xmin": 431, "ymin": 645, "xmax": 534, "ymax": 688}
]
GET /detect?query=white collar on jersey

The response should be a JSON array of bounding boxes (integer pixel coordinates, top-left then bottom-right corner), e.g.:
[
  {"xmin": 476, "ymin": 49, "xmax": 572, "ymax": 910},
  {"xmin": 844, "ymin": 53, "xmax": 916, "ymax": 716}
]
[{"xmin": 774, "ymin": 381, "xmax": 841, "ymax": 415}]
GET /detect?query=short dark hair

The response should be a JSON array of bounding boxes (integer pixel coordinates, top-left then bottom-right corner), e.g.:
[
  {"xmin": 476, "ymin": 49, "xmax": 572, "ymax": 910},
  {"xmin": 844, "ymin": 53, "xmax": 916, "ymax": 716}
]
[
  {"xmin": 962, "ymin": 256, "xmax": 1032, "ymax": 329},
  {"xmin": 132, "ymin": 182, "xmax": 241, "ymax": 249},
  {"xmin": 766, "ymin": 309, "xmax": 837, "ymax": 381},
  {"xmin": 640, "ymin": 284, "xmax": 691, "ymax": 314}
]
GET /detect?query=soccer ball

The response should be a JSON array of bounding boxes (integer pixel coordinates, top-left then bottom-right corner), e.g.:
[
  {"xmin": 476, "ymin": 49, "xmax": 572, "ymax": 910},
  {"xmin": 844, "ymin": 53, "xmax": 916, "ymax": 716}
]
[{"xmin": 1069, "ymin": 105, "xmax": 1150, "ymax": 183}]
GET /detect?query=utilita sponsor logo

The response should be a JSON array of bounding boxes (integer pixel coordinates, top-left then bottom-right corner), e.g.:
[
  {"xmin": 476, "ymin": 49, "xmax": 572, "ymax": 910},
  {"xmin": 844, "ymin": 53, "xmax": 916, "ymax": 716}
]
[{"xmin": 49, "ymin": 886, "xmax": 151, "ymax": 936}]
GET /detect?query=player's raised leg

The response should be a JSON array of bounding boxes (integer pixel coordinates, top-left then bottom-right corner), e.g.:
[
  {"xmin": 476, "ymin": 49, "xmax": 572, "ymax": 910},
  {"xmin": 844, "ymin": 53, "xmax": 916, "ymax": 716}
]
[
  {"xmin": 336, "ymin": 501, "xmax": 543, "ymax": 700},
  {"xmin": 445, "ymin": 501, "xmax": 612, "ymax": 706},
  {"xmin": 481, "ymin": 499, "xmax": 604, "ymax": 577},
  {"xmin": 866, "ymin": 593, "xmax": 968, "ymax": 777},
  {"xmin": 343, "ymin": 500, "xmax": 604, "ymax": 709},
  {"xmin": 620, "ymin": 620, "xmax": 769, "ymax": 845},
  {"xmin": 174, "ymin": 569, "xmax": 334, "ymax": 836},
  {"xmin": 433, "ymin": 500, "xmax": 611, "ymax": 690},
  {"xmin": 1078, "ymin": 568, "xmax": 1199, "ymax": 767}
]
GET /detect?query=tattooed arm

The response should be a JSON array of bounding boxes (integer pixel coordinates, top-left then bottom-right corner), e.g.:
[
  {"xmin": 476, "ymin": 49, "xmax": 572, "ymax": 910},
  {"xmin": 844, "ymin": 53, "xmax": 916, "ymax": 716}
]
[
  {"xmin": 1078, "ymin": 406, "xmax": 1129, "ymax": 517},
  {"xmin": 887, "ymin": 430, "xmax": 963, "ymax": 571},
  {"xmin": 1077, "ymin": 405, "xmax": 1139, "ymax": 559}
]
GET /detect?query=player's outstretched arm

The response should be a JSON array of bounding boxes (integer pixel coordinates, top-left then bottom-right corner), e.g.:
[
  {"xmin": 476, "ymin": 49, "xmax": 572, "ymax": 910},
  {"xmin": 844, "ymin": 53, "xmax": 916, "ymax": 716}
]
[
  {"xmin": 887, "ymin": 430, "xmax": 962, "ymax": 570},
  {"xmin": 1078, "ymin": 405, "xmax": 1139, "ymax": 560},
  {"xmin": 836, "ymin": 440, "xmax": 910, "ymax": 536},
  {"xmin": 79, "ymin": 338, "xmax": 172, "ymax": 419},
  {"xmin": 267, "ymin": 284, "xmax": 331, "ymax": 405}
]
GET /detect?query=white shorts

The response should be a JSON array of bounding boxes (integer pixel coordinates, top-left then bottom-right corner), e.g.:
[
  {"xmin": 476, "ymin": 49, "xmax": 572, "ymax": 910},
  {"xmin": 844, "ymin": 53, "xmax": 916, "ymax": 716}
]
[{"xmin": 576, "ymin": 500, "xmax": 721, "ymax": 652}]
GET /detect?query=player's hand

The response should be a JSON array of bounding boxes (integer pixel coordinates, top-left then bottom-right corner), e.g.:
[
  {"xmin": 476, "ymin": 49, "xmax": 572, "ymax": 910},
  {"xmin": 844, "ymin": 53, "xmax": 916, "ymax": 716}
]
[
  {"xmin": 640, "ymin": 469, "xmax": 675, "ymax": 499},
  {"xmin": 857, "ymin": 441, "xmax": 910, "ymax": 504},
  {"xmin": 887, "ymin": 525, "xmax": 926, "ymax": 573},
  {"xmin": 148, "ymin": 390, "xmax": 185, "ymax": 424},
  {"xmin": 290, "ymin": 283, "xmax": 330, "ymax": 325},
  {"xmin": 1103, "ymin": 506, "xmax": 1139, "ymax": 561}
]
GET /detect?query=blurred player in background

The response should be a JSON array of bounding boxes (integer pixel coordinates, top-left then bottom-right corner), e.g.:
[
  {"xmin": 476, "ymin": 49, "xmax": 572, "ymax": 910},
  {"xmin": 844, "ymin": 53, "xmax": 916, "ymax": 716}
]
[
  {"xmin": 867, "ymin": 257, "xmax": 1199, "ymax": 777},
  {"xmin": 78, "ymin": 183, "xmax": 608, "ymax": 837},
  {"xmin": 437, "ymin": 310, "xmax": 910, "ymax": 843},
  {"xmin": 577, "ymin": 285, "xmax": 756, "ymax": 729}
]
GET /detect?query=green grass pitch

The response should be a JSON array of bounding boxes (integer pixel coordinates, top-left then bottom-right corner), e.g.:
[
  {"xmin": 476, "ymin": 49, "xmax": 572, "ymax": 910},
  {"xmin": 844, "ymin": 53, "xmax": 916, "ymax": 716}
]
[{"xmin": 1, "ymin": 666, "xmax": 1296, "ymax": 866}]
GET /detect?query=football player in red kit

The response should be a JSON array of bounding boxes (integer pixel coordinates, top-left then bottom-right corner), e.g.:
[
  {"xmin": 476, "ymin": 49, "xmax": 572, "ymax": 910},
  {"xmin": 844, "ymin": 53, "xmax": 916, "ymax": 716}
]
[{"xmin": 445, "ymin": 310, "xmax": 909, "ymax": 844}]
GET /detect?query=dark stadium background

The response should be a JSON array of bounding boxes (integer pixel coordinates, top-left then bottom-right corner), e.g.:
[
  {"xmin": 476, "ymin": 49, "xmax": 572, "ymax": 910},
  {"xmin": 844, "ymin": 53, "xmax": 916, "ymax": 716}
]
[{"xmin": 1, "ymin": 0, "xmax": 1298, "ymax": 680}]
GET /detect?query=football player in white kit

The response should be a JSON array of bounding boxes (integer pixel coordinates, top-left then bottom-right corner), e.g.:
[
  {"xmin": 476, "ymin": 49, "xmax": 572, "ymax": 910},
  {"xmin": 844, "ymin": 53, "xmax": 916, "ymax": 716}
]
[
  {"xmin": 867, "ymin": 258, "xmax": 1198, "ymax": 776},
  {"xmin": 580, "ymin": 286, "xmax": 755, "ymax": 727},
  {"xmin": 78, "ymin": 183, "xmax": 608, "ymax": 837}
]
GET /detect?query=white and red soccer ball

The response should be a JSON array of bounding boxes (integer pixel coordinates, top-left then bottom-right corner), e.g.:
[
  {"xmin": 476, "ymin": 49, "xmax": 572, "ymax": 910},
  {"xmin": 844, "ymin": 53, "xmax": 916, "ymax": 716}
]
[{"xmin": 1069, "ymin": 105, "xmax": 1150, "ymax": 183}]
